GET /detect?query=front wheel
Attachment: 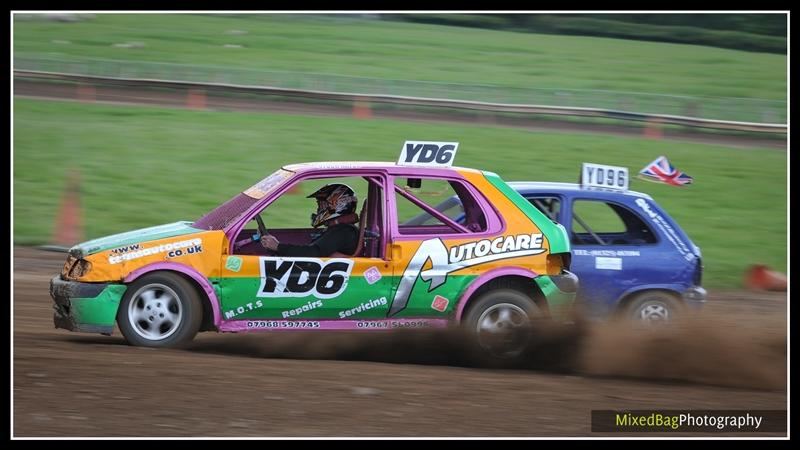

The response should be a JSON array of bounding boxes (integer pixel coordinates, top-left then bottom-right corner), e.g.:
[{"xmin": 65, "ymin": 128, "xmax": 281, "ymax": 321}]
[
  {"xmin": 117, "ymin": 272, "xmax": 203, "ymax": 347},
  {"xmin": 463, "ymin": 289, "xmax": 542, "ymax": 359}
]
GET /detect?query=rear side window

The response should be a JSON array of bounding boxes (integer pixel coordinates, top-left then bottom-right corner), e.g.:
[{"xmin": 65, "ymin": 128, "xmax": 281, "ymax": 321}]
[
  {"xmin": 571, "ymin": 199, "xmax": 657, "ymax": 246},
  {"xmin": 394, "ymin": 177, "xmax": 489, "ymax": 235}
]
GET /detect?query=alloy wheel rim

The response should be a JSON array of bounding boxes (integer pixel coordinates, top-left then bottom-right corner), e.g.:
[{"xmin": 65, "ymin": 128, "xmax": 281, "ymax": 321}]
[
  {"xmin": 127, "ymin": 283, "xmax": 183, "ymax": 341},
  {"xmin": 475, "ymin": 303, "xmax": 531, "ymax": 357},
  {"xmin": 638, "ymin": 302, "xmax": 670, "ymax": 323}
]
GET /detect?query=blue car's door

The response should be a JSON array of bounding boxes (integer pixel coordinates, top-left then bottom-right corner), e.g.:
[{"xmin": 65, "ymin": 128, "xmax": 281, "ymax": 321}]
[{"xmin": 565, "ymin": 196, "xmax": 679, "ymax": 317}]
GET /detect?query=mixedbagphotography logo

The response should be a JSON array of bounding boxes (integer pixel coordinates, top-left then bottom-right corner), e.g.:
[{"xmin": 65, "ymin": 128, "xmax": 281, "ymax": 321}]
[{"xmin": 591, "ymin": 410, "xmax": 787, "ymax": 433}]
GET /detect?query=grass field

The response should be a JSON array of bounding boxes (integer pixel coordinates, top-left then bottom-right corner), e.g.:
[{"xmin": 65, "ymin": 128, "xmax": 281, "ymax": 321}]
[
  {"xmin": 13, "ymin": 14, "xmax": 787, "ymax": 100},
  {"xmin": 13, "ymin": 98, "xmax": 786, "ymax": 288}
]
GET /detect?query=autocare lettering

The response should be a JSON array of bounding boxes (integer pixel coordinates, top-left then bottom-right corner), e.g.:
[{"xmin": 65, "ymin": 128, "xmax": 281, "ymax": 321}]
[
  {"xmin": 390, "ymin": 234, "xmax": 545, "ymax": 316},
  {"xmin": 448, "ymin": 234, "xmax": 543, "ymax": 263},
  {"xmin": 258, "ymin": 257, "xmax": 353, "ymax": 299}
]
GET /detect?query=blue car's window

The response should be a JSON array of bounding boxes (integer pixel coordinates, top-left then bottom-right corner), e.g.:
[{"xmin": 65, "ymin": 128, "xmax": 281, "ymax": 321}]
[
  {"xmin": 526, "ymin": 197, "xmax": 560, "ymax": 222},
  {"xmin": 572, "ymin": 199, "xmax": 657, "ymax": 246}
]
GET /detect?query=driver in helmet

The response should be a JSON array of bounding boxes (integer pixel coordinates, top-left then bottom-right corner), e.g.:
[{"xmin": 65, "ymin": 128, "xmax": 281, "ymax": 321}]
[{"xmin": 260, "ymin": 183, "xmax": 359, "ymax": 257}]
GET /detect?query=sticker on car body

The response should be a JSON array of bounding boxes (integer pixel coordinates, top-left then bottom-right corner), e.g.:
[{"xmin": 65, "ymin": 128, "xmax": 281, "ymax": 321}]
[
  {"xmin": 108, "ymin": 238, "xmax": 202, "ymax": 264},
  {"xmin": 635, "ymin": 198, "xmax": 694, "ymax": 260},
  {"xmin": 257, "ymin": 257, "xmax": 353, "ymax": 299},
  {"xmin": 225, "ymin": 256, "xmax": 243, "ymax": 272},
  {"xmin": 397, "ymin": 141, "xmax": 459, "ymax": 167},
  {"xmin": 595, "ymin": 257, "xmax": 622, "ymax": 270},
  {"xmin": 390, "ymin": 234, "xmax": 545, "ymax": 316}
]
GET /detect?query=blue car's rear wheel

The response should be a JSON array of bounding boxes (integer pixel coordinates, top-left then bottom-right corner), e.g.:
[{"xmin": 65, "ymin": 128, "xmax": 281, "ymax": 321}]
[
  {"xmin": 625, "ymin": 291, "xmax": 683, "ymax": 325},
  {"xmin": 117, "ymin": 272, "xmax": 203, "ymax": 347}
]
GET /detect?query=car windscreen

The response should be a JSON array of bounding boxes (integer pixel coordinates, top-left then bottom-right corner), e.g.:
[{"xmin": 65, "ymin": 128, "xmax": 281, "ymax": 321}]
[{"xmin": 193, "ymin": 169, "xmax": 292, "ymax": 230}]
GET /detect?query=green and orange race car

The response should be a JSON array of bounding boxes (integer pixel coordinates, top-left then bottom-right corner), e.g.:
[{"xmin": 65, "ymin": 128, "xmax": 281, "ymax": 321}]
[{"xmin": 51, "ymin": 142, "xmax": 577, "ymax": 356}]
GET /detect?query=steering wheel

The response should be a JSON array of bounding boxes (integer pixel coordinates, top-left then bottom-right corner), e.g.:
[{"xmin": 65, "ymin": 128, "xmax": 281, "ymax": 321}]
[
  {"xmin": 254, "ymin": 213, "xmax": 268, "ymax": 239},
  {"xmin": 233, "ymin": 213, "xmax": 270, "ymax": 252}
]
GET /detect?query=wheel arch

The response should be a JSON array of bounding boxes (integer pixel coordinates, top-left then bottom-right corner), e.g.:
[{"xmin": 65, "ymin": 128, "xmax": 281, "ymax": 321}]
[
  {"xmin": 124, "ymin": 262, "xmax": 221, "ymax": 330},
  {"xmin": 454, "ymin": 267, "xmax": 544, "ymax": 323},
  {"xmin": 615, "ymin": 285, "xmax": 685, "ymax": 314}
]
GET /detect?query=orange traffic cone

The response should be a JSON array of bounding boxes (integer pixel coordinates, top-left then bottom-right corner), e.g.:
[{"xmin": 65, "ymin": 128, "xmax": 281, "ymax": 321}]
[
  {"xmin": 352, "ymin": 100, "xmax": 373, "ymax": 119},
  {"xmin": 76, "ymin": 84, "xmax": 95, "ymax": 102},
  {"xmin": 187, "ymin": 89, "xmax": 207, "ymax": 110},
  {"xmin": 644, "ymin": 118, "xmax": 663, "ymax": 139},
  {"xmin": 744, "ymin": 265, "xmax": 787, "ymax": 291},
  {"xmin": 52, "ymin": 170, "xmax": 83, "ymax": 248}
]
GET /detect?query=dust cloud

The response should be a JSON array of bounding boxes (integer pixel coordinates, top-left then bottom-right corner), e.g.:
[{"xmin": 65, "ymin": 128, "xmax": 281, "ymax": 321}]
[{"xmin": 187, "ymin": 312, "xmax": 786, "ymax": 390}]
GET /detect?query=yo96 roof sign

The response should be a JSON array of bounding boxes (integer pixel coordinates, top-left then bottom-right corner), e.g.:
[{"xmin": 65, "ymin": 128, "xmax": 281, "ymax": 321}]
[
  {"xmin": 398, "ymin": 141, "xmax": 459, "ymax": 167},
  {"xmin": 581, "ymin": 162, "xmax": 629, "ymax": 191}
]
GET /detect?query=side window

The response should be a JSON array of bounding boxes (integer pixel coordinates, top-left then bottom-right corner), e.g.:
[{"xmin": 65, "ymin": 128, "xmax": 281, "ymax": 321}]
[
  {"xmin": 394, "ymin": 177, "xmax": 488, "ymax": 235},
  {"xmin": 255, "ymin": 176, "xmax": 368, "ymax": 230},
  {"xmin": 526, "ymin": 196, "xmax": 561, "ymax": 222},
  {"xmin": 233, "ymin": 175, "xmax": 384, "ymax": 258},
  {"xmin": 571, "ymin": 199, "xmax": 657, "ymax": 246}
]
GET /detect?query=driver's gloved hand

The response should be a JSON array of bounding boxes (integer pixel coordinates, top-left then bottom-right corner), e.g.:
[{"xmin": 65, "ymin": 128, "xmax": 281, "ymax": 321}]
[{"xmin": 260, "ymin": 234, "xmax": 280, "ymax": 251}]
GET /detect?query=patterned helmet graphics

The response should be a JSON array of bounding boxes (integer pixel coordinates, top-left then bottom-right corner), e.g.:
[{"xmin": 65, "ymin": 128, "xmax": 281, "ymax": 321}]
[{"xmin": 308, "ymin": 183, "xmax": 358, "ymax": 228}]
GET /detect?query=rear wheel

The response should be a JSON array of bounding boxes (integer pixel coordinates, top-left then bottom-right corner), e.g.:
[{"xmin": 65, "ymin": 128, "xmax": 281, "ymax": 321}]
[
  {"xmin": 117, "ymin": 272, "xmax": 203, "ymax": 347},
  {"xmin": 463, "ymin": 289, "xmax": 542, "ymax": 359},
  {"xmin": 625, "ymin": 291, "xmax": 683, "ymax": 325}
]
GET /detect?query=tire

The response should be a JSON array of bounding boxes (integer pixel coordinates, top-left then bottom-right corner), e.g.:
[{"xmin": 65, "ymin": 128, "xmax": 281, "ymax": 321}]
[
  {"xmin": 624, "ymin": 291, "xmax": 684, "ymax": 325},
  {"xmin": 117, "ymin": 272, "xmax": 203, "ymax": 348},
  {"xmin": 463, "ymin": 289, "xmax": 542, "ymax": 359}
]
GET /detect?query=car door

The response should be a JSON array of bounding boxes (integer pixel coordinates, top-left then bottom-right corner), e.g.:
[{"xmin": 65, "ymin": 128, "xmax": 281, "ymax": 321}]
[
  {"xmin": 565, "ymin": 196, "xmax": 666, "ymax": 317},
  {"xmin": 216, "ymin": 173, "xmax": 392, "ymax": 325},
  {"xmin": 386, "ymin": 174, "xmax": 500, "ymax": 320}
]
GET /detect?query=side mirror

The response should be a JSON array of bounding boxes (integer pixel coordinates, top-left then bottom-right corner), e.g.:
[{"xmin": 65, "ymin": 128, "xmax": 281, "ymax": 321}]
[{"xmin": 407, "ymin": 178, "xmax": 422, "ymax": 189}]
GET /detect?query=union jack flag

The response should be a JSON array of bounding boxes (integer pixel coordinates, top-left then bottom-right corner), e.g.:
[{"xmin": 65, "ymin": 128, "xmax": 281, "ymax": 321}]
[{"xmin": 638, "ymin": 156, "xmax": 693, "ymax": 186}]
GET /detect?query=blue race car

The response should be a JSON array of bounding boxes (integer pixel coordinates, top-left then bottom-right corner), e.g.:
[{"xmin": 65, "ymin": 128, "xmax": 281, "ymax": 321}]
[
  {"xmin": 508, "ymin": 181, "xmax": 705, "ymax": 322},
  {"xmin": 406, "ymin": 169, "xmax": 706, "ymax": 323}
]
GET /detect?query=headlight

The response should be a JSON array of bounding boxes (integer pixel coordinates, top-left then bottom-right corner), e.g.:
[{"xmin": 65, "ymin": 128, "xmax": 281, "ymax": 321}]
[
  {"xmin": 68, "ymin": 259, "xmax": 92, "ymax": 279},
  {"xmin": 61, "ymin": 255, "xmax": 77, "ymax": 278}
]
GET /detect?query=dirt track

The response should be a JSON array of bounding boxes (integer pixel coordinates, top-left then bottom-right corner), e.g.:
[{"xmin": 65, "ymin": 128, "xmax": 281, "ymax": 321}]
[{"xmin": 13, "ymin": 247, "xmax": 787, "ymax": 437}]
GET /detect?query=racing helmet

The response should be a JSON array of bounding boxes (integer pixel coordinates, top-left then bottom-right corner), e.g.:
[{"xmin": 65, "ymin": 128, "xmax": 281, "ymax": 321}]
[{"xmin": 308, "ymin": 183, "xmax": 357, "ymax": 228}]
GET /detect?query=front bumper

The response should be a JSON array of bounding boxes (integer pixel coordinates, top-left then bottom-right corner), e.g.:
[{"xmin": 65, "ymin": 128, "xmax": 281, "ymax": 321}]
[
  {"xmin": 50, "ymin": 276, "xmax": 127, "ymax": 335},
  {"xmin": 682, "ymin": 285, "xmax": 707, "ymax": 309},
  {"xmin": 535, "ymin": 270, "xmax": 579, "ymax": 320}
]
